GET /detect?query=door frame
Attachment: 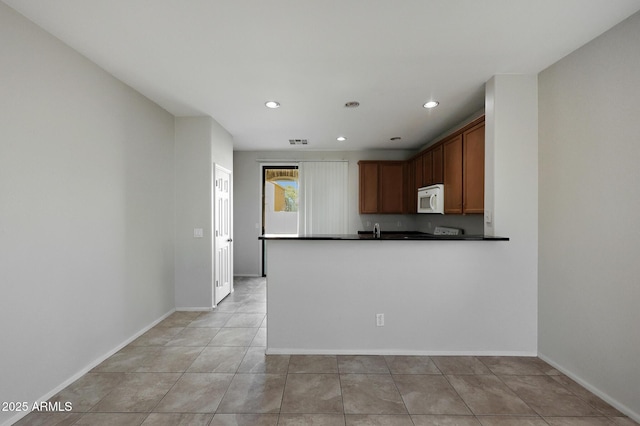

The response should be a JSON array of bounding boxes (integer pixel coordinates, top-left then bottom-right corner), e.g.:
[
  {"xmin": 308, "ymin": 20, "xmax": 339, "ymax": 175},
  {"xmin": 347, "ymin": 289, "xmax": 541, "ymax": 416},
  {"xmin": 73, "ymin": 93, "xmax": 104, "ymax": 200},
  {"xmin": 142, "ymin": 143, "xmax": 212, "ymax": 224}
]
[{"xmin": 213, "ymin": 164, "xmax": 233, "ymax": 307}]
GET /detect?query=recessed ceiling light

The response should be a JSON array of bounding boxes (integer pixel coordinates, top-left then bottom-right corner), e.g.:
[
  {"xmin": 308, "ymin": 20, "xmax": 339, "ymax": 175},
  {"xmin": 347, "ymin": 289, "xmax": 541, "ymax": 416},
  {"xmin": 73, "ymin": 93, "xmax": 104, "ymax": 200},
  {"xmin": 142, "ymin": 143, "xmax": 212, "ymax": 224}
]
[
  {"xmin": 337, "ymin": 136, "xmax": 347, "ymax": 142},
  {"xmin": 265, "ymin": 101, "xmax": 280, "ymax": 109},
  {"xmin": 390, "ymin": 137, "xmax": 401, "ymax": 141},
  {"xmin": 423, "ymin": 101, "xmax": 439, "ymax": 109},
  {"xmin": 344, "ymin": 101, "xmax": 360, "ymax": 108}
]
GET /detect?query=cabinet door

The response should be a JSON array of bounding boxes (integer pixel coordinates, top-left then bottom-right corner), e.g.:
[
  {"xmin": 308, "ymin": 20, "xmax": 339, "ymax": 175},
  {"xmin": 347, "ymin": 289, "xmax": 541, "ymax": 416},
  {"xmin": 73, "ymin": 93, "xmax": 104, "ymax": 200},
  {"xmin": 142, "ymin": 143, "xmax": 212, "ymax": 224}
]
[
  {"xmin": 432, "ymin": 144, "xmax": 443, "ymax": 184},
  {"xmin": 405, "ymin": 155, "xmax": 422, "ymax": 213},
  {"xmin": 402, "ymin": 162, "xmax": 411, "ymax": 214},
  {"xmin": 443, "ymin": 135, "xmax": 463, "ymax": 214},
  {"xmin": 406, "ymin": 160, "xmax": 414, "ymax": 213},
  {"xmin": 379, "ymin": 162, "xmax": 405, "ymax": 213},
  {"xmin": 422, "ymin": 150, "xmax": 433, "ymax": 186},
  {"xmin": 359, "ymin": 162, "xmax": 379, "ymax": 214},
  {"xmin": 463, "ymin": 123, "xmax": 485, "ymax": 214},
  {"xmin": 413, "ymin": 155, "xmax": 423, "ymax": 190}
]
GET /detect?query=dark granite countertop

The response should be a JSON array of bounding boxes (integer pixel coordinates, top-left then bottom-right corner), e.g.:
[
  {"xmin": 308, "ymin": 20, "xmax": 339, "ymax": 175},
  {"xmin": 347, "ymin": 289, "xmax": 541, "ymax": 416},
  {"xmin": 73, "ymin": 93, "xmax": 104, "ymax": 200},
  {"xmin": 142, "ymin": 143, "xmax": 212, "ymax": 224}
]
[{"xmin": 259, "ymin": 231, "xmax": 509, "ymax": 241}]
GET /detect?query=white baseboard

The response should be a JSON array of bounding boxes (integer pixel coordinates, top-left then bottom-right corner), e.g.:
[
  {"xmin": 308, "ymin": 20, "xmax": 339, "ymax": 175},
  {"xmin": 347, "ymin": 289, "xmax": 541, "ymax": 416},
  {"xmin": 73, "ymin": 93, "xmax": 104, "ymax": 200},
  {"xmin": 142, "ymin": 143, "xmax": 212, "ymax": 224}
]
[
  {"xmin": 175, "ymin": 307, "xmax": 213, "ymax": 312},
  {"xmin": 2, "ymin": 309, "xmax": 175, "ymax": 426},
  {"xmin": 234, "ymin": 274, "xmax": 262, "ymax": 277},
  {"xmin": 265, "ymin": 348, "xmax": 538, "ymax": 357},
  {"xmin": 538, "ymin": 353, "xmax": 640, "ymax": 423}
]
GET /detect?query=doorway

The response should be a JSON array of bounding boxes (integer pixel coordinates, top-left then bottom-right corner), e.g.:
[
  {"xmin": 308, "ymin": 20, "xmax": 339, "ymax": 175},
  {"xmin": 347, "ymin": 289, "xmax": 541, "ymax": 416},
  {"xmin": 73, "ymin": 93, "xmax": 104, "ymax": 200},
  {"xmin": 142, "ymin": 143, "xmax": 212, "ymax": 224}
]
[
  {"xmin": 214, "ymin": 165, "xmax": 232, "ymax": 306},
  {"xmin": 261, "ymin": 165, "xmax": 299, "ymax": 276}
]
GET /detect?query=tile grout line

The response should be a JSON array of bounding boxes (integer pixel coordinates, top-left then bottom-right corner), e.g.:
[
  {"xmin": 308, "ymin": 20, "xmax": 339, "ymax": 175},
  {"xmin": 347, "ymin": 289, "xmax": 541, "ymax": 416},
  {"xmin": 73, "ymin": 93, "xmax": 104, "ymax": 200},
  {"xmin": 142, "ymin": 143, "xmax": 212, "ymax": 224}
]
[
  {"xmin": 437, "ymin": 362, "xmax": 480, "ymax": 422},
  {"xmin": 479, "ymin": 356, "xmax": 544, "ymax": 420},
  {"xmin": 336, "ymin": 363, "xmax": 347, "ymax": 421},
  {"xmin": 383, "ymin": 355, "xmax": 413, "ymax": 422},
  {"xmin": 20, "ymin": 277, "xmax": 639, "ymax": 425}
]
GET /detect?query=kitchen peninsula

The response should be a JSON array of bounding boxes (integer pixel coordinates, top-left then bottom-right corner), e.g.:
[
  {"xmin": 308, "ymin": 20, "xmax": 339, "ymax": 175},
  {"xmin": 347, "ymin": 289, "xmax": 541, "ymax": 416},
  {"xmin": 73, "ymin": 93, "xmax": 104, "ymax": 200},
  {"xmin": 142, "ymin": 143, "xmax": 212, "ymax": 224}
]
[{"xmin": 259, "ymin": 233, "xmax": 537, "ymax": 357}]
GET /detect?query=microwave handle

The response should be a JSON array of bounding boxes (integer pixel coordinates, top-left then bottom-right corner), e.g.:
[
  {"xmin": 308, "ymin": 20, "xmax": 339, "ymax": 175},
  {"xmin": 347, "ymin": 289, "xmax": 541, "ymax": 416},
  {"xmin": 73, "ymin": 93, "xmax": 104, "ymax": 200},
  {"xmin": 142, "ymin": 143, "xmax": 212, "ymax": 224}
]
[{"xmin": 429, "ymin": 194, "xmax": 436, "ymax": 210}]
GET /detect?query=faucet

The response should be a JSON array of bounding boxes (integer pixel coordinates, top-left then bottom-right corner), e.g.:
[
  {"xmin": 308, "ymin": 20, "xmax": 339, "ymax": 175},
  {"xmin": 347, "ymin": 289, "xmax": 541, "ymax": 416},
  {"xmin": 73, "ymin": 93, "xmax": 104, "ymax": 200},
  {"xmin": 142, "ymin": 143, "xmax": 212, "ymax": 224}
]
[{"xmin": 373, "ymin": 223, "xmax": 381, "ymax": 239}]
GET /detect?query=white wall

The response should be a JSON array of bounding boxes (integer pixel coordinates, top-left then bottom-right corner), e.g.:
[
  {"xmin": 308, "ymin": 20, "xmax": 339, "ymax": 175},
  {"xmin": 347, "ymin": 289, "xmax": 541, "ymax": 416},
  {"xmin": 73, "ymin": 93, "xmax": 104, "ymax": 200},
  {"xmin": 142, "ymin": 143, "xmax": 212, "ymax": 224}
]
[
  {"xmin": 174, "ymin": 117, "xmax": 234, "ymax": 309},
  {"xmin": 485, "ymin": 75, "xmax": 539, "ymax": 241},
  {"xmin": 538, "ymin": 11, "xmax": 640, "ymax": 419},
  {"xmin": 262, "ymin": 77, "xmax": 539, "ymax": 357},
  {"xmin": 484, "ymin": 75, "xmax": 540, "ymax": 355},
  {"xmin": 482, "ymin": 75, "xmax": 539, "ymax": 378},
  {"xmin": 174, "ymin": 117, "xmax": 213, "ymax": 309},
  {"xmin": 233, "ymin": 150, "xmax": 415, "ymax": 276},
  {"xmin": 210, "ymin": 118, "xmax": 234, "ymax": 172},
  {"xmin": 0, "ymin": 4, "xmax": 175, "ymax": 425},
  {"xmin": 267, "ymin": 239, "xmax": 535, "ymax": 355}
]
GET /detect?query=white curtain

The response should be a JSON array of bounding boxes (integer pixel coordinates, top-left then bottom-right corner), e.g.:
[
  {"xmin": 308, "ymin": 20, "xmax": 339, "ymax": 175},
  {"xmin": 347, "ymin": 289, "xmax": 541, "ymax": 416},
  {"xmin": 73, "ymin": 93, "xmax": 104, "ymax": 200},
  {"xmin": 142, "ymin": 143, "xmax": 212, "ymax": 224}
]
[{"xmin": 298, "ymin": 161, "xmax": 348, "ymax": 235}]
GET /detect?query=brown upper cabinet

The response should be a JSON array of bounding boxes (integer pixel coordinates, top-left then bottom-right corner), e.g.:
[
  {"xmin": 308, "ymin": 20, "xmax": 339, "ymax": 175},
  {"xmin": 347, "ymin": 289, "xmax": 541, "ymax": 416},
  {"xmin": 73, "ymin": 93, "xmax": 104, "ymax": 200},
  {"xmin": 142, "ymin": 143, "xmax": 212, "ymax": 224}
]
[
  {"xmin": 358, "ymin": 161, "xmax": 406, "ymax": 214},
  {"xmin": 462, "ymin": 122, "xmax": 485, "ymax": 214},
  {"xmin": 359, "ymin": 161, "xmax": 379, "ymax": 214},
  {"xmin": 408, "ymin": 116, "xmax": 484, "ymax": 214},
  {"xmin": 412, "ymin": 143, "xmax": 444, "ymax": 190},
  {"xmin": 443, "ymin": 134, "xmax": 464, "ymax": 213},
  {"xmin": 411, "ymin": 154, "xmax": 424, "ymax": 192},
  {"xmin": 422, "ymin": 150, "xmax": 432, "ymax": 187},
  {"xmin": 359, "ymin": 116, "xmax": 484, "ymax": 215},
  {"xmin": 443, "ymin": 120, "xmax": 485, "ymax": 214},
  {"xmin": 432, "ymin": 144, "xmax": 443, "ymax": 184},
  {"xmin": 406, "ymin": 144, "xmax": 445, "ymax": 213}
]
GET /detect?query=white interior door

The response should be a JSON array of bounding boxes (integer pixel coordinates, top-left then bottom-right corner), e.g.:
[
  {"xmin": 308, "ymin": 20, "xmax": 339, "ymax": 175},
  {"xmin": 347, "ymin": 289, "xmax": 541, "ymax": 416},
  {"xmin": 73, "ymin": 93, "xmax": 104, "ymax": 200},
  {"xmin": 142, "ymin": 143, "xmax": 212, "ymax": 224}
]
[{"xmin": 214, "ymin": 165, "xmax": 232, "ymax": 306}]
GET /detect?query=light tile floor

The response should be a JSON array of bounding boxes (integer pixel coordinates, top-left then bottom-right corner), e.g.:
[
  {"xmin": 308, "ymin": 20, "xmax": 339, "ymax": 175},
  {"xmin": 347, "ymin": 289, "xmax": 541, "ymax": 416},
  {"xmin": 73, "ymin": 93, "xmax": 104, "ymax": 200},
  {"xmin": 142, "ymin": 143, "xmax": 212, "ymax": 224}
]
[{"xmin": 16, "ymin": 277, "xmax": 638, "ymax": 426}]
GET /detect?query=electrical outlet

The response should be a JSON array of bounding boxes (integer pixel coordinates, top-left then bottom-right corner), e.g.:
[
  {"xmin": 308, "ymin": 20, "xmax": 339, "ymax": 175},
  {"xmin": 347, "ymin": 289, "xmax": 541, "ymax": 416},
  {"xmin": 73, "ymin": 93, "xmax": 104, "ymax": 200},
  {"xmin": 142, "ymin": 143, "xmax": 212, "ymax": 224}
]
[
  {"xmin": 376, "ymin": 313, "xmax": 384, "ymax": 327},
  {"xmin": 193, "ymin": 228, "xmax": 204, "ymax": 238},
  {"xmin": 484, "ymin": 210, "xmax": 493, "ymax": 224}
]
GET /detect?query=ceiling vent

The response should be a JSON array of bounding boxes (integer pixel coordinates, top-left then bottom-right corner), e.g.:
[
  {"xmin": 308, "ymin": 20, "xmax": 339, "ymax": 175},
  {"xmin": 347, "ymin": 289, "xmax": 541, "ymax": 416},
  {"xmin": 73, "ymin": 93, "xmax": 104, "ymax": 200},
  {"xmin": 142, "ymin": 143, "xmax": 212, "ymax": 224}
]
[{"xmin": 289, "ymin": 139, "xmax": 308, "ymax": 145}]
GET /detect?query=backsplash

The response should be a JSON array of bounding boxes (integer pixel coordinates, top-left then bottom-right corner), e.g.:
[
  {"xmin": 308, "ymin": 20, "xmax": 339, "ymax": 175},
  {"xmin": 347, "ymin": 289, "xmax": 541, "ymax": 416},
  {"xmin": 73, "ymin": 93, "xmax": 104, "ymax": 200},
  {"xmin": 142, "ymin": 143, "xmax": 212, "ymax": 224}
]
[
  {"xmin": 415, "ymin": 214, "xmax": 484, "ymax": 235},
  {"xmin": 358, "ymin": 214, "xmax": 484, "ymax": 235},
  {"xmin": 358, "ymin": 214, "xmax": 418, "ymax": 234}
]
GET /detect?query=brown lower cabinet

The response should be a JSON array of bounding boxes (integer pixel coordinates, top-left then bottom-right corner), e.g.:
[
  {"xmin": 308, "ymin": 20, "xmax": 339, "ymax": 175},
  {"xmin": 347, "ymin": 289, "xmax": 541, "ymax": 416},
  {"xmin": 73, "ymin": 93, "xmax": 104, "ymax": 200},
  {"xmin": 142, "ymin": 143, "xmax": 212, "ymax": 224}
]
[{"xmin": 359, "ymin": 161, "xmax": 406, "ymax": 214}]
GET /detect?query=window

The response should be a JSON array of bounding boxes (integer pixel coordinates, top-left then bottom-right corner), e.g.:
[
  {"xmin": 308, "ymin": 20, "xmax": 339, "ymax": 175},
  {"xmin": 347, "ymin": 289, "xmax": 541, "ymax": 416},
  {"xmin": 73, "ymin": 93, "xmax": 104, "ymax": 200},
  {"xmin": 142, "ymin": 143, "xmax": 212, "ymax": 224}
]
[{"xmin": 263, "ymin": 166, "xmax": 298, "ymax": 235}]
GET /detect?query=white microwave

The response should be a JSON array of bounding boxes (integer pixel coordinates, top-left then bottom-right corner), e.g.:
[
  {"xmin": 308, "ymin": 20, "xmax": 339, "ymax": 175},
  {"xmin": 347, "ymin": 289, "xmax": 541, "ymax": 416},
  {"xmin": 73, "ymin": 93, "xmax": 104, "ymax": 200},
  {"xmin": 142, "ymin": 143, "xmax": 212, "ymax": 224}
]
[{"xmin": 417, "ymin": 184, "xmax": 444, "ymax": 214}]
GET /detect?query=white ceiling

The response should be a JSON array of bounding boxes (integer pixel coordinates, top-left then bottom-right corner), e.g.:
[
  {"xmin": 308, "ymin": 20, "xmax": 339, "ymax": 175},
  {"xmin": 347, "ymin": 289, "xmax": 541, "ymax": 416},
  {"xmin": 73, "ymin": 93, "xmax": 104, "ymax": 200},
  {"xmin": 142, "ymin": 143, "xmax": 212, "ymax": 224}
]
[{"xmin": 4, "ymin": 1, "xmax": 640, "ymax": 151}]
